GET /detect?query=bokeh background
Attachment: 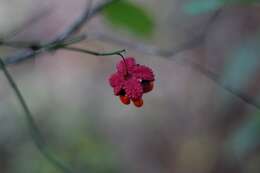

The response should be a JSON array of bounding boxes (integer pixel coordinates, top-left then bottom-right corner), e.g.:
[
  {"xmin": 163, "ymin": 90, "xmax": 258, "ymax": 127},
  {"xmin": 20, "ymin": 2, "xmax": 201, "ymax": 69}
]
[{"xmin": 0, "ymin": 0, "xmax": 260, "ymax": 173}]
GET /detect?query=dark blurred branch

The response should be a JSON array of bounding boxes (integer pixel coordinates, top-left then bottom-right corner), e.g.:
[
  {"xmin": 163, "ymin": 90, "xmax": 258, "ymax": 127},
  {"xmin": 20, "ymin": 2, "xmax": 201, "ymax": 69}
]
[
  {"xmin": 52, "ymin": 0, "xmax": 116, "ymax": 43},
  {"xmin": 50, "ymin": 0, "xmax": 93, "ymax": 43},
  {"xmin": 189, "ymin": 62, "xmax": 260, "ymax": 110},
  {"xmin": 0, "ymin": 58, "xmax": 73, "ymax": 173},
  {"xmin": 1, "ymin": 0, "xmax": 219, "ymax": 66},
  {"xmin": 3, "ymin": 35, "xmax": 86, "ymax": 65},
  {"xmin": 2, "ymin": 0, "xmax": 118, "ymax": 65},
  {"xmin": 91, "ymin": 9, "xmax": 222, "ymax": 58},
  {"xmin": 3, "ymin": 34, "xmax": 125, "ymax": 65}
]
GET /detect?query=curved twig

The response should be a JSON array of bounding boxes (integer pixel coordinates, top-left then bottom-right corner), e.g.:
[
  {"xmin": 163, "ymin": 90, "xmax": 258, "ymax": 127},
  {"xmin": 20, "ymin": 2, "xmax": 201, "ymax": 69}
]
[
  {"xmin": 62, "ymin": 46, "xmax": 125, "ymax": 56},
  {"xmin": 2, "ymin": 0, "xmax": 119, "ymax": 65},
  {"xmin": 0, "ymin": 58, "xmax": 73, "ymax": 173}
]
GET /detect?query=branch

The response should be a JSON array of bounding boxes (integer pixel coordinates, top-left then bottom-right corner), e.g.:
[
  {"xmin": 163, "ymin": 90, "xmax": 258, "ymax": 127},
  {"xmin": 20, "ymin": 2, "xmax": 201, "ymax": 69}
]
[
  {"xmin": 51, "ymin": 0, "xmax": 116, "ymax": 43},
  {"xmin": 0, "ymin": 58, "xmax": 74, "ymax": 173},
  {"xmin": 63, "ymin": 46, "xmax": 126, "ymax": 56},
  {"xmin": 189, "ymin": 62, "xmax": 260, "ymax": 110},
  {"xmin": 3, "ymin": 35, "xmax": 86, "ymax": 65},
  {"xmin": 2, "ymin": 0, "xmax": 118, "ymax": 65},
  {"xmin": 91, "ymin": 9, "xmax": 222, "ymax": 58},
  {"xmin": 50, "ymin": 0, "xmax": 93, "ymax": 43},
  {"xmin": 3, "ymin": 34, "xmax": 126, "ymax": 65}
]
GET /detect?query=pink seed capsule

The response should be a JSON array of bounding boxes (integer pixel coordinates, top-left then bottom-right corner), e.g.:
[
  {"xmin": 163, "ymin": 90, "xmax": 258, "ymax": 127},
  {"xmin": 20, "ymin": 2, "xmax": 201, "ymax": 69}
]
[{"xmin": 109, "ymin": 57, "xmax": 155, "ymax": 107}]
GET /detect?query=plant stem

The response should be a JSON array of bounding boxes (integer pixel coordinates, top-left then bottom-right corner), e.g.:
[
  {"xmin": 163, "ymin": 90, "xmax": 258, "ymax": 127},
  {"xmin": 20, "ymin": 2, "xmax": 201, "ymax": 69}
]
[
  {"xmin": 62, "ymin": 46, "xmax": 125, "ymax": 56},
  {"xmin": 0, "ymin": 58, "xmax": 73, "ymax": 173}
]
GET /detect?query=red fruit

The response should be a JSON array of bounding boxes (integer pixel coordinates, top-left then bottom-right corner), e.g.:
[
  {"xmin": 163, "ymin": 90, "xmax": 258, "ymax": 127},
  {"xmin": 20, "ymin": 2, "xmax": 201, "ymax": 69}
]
[
  {"xmin": 120, "ymin": 95, "xmax": 130, "ymax": 105},
  {"xmin": 109, "ymin": 57, "xmax": 155, "ymax": 101},
  {"xmin": 109, "ymin": 57, "xmax": 155, "ymax": 108},
  {"xmin": 132, "ymin": 98, "xmax": 143, "ymax": 107}
]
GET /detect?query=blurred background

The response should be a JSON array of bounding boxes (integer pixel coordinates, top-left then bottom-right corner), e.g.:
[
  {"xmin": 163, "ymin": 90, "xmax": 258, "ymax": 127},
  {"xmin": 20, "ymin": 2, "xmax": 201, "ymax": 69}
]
[{"xmin": 0, "ymin": 0, "xmax": 260, "ymax": 173}]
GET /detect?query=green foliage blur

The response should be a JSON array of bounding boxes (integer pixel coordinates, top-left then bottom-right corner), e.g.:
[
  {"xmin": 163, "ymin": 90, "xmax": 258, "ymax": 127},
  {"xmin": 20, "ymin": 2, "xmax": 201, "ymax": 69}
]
[
  {"xmin": 185, "ymin": 0, "xmax": 260, "ymax": 14},
  {"xmin": 11, "ymin": 133, "xmax": 119, "ymax": 173},
  {"xmin": 102, "ymin": 0, "xmax": 154, "ymax": 37}
]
